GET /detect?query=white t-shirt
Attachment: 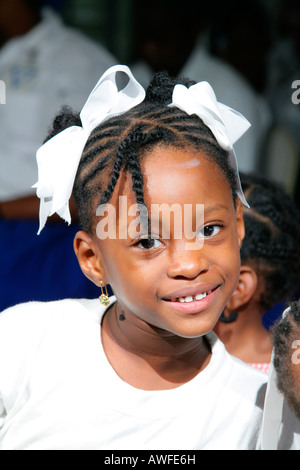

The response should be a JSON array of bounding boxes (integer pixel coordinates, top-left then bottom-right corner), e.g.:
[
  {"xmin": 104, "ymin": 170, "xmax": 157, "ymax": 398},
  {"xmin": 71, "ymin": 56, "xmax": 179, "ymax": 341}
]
[
  {"xmin": 0, "ymin": 8, "xmax": 116, "ymax": 201},
  {"xmin": 0, "ymin": 297, "xmax": 298, "ymax": 450}
]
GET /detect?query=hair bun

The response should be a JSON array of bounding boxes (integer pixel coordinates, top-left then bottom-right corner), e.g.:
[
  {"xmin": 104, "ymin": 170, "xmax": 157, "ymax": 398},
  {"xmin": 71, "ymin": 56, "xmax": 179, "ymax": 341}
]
[
  {"xmin": 145, "ymin": 71, "xmax": 195, "ymax": 105},
  {"xmin": 44, "ymin": 105, "xmax": 81, "ymax": 143}
]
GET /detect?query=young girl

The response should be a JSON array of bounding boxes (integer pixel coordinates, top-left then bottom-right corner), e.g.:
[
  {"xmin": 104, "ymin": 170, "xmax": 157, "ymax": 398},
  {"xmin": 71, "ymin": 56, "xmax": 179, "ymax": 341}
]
[
  {"xmin": 0, "ymin": 65, "xmax": 298, "ymax": 450},
  {"xmin": 214, "ymin": 173, "xmax": 300, "ymax": 374}
]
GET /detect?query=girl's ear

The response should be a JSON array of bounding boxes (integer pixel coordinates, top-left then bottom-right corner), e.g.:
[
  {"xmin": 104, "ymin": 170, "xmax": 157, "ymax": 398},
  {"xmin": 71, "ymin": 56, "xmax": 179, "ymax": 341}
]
[
  {"xmin": 73, "ymin": 231, "xmax": 107, "ymax": 287},
  {"xmin": 235, "ymin": 199, "xmax": 245, "ymax": 249},
  {"xmin": 227, "ymin": 265, "xmax": 258, "ymax": 312}
]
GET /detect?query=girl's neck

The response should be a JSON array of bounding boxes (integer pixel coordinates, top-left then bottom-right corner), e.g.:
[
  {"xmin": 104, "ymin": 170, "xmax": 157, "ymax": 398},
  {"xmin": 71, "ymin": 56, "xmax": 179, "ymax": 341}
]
[
  {"xmin": 214, "ymin": 304, "xmax": 272, "ymax": 363},
  {"xmin": 101, "ymin": 302, "xmax": 211, "ymax": 390}
]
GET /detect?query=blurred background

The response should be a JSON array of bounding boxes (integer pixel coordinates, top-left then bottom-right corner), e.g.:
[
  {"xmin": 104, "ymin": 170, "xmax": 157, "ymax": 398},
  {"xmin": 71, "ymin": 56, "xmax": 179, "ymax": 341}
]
[
  {"xmin": 63, "ymin": 0, "xmax": 300, "ymax": 200},
  {"xmin": 0, "ymin": 0, "xmax": 299, "ymax": 319}
]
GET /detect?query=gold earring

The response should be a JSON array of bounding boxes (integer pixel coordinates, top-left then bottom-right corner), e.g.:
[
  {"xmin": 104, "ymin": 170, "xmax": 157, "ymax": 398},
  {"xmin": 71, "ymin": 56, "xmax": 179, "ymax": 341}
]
[{"xmin": 99, "ymin": 281, "xmax": 110, "ymax": 306}]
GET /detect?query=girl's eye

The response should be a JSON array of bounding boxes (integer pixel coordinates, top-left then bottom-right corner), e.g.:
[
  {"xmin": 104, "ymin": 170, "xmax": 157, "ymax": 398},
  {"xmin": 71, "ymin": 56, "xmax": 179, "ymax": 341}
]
[
  {"xmin": 136, "ymin": 238, "xmax": 161, "ymax": 250},
  {"xmin": 200, "ymin": 225, "xmax": 222, "ymax": 238}
]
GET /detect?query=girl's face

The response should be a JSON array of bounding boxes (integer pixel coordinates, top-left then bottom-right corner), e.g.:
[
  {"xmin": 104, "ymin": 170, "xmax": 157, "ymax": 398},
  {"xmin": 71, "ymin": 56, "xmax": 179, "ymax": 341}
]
[{"xmin": 93, "ymin": 146, "xmax": 244, "ymax": 338}]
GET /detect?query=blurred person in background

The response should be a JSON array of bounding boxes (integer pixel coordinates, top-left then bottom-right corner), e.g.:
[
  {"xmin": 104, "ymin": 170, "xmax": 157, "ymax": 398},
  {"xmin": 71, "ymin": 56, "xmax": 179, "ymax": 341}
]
[
  {"xmin": 131, "ymin": 0, "xmax": 271, "ymax": 176},
  {"xmin": 214, "ymin": 173, "xmax": 300, "ymax": 374},
  {"xmin": 264, "ymin": 0, "xmax": 300, "ymax": 204},
  {"xmin": 272, "ymin": 300, "xmax": 300, "ymax": 423},
  {"xmin": 0, "ymin": 0, "xmax": 116, "ymax": 311}
]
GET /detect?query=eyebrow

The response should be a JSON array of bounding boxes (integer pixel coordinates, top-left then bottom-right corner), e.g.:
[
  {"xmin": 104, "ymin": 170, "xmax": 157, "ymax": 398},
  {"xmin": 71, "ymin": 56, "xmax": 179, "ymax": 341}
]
[
  {"xmin": 145, "ymin": 203, "xmax": 230, "ymax": 227},
  {"xmin": 203, "ymin": 204, "xmax": 230, "ymax": 215}
]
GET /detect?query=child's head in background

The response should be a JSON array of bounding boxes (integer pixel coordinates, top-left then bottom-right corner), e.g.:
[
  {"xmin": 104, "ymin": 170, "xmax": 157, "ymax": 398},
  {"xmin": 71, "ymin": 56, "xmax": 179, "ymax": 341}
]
[
  {"xmin": 239, "ymin": 173, "xmax": 300, "ymax": 313},
  {"xmin": 214, "ymin": 172, "xmax": 300, "ymax": 367},
  {"xmin": 218, "ymin": 173, "xmax": 300, "ymax": 325},
  {"xmin": 272, "ymin": 300, "xmax": 300, "ymax": 421}
]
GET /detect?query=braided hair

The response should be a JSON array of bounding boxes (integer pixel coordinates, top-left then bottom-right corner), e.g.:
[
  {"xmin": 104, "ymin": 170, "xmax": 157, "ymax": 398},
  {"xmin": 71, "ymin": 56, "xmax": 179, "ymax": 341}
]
[
  {"xmin": 239, "ymin": 172, "xmax": 300, "ymax": 310},
  {"xmin": 44, "ymin": 71, "xmax": 238, "ymax": 234},
  {"xmin": 272, "ymin": 300, "xmax": 300, "ymax": 420}
]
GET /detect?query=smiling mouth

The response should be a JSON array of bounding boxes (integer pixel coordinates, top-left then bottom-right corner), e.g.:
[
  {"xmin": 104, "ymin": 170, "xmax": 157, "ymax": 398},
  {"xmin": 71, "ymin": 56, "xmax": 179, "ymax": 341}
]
[{"xmin": 164, "ymin": 288, "xmax": 216, "ymax": 303}]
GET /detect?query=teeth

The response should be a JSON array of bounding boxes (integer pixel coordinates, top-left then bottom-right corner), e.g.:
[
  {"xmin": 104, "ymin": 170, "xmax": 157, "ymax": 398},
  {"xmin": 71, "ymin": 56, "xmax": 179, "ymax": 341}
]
[
  {"xmin": 178, "ymin": 290, "xmax": 212, "ymax": 303},
  {"xmin": 195, "ymin": 293, "xmax": 206, "ymax": 300}
]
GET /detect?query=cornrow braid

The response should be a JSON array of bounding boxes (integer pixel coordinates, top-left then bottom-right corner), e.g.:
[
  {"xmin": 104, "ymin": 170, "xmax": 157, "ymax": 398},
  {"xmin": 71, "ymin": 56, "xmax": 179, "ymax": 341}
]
[
  {"xmin": 99, "ymin": 124, "xmax": 173, "ymax": 206},
  {"xmin": 44, "ymin": 71, "xmax": 238, "ymax": 233},
  {"xmin": 239, "ymin": 172, "xmax": 300, "ymax": 310},
  {"xmin": 272, "ymin": 300, "xmax": 300, "ymax": 420}
]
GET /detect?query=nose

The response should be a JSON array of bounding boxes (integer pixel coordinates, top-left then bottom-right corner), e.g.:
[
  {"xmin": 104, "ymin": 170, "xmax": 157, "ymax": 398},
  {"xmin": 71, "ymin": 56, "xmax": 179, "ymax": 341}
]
[{"xmin": 167, "ymin": 244, "xmax": 209, "ymax": 279}]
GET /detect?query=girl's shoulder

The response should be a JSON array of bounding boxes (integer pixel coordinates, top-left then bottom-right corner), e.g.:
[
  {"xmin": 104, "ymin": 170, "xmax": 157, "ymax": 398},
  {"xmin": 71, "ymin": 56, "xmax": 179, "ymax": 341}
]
[
  {"xmin": 0, "ymin": 297, "xmax": 93, "ymax": 318},
  {"xmin": 206, "ymin": 331, "xmax": 268, "ymax": 402},
  {"xmin": 0, "ymin": 298, "xmax": 106, "ymax": 339}
]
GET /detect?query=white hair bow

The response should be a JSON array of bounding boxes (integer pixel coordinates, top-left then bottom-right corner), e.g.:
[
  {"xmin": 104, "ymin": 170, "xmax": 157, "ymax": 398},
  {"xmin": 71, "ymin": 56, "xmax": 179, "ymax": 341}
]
[
  {"xmin": 33, "ymin": 65, "xmax": 145, "ymax": 234},
  {"xmin": 33, "ymin": 65, "xmax": 250, "ymax": 234},
  {"xmin": 170, "ymin": 82, "xmax": 251, "ymax": 206}
]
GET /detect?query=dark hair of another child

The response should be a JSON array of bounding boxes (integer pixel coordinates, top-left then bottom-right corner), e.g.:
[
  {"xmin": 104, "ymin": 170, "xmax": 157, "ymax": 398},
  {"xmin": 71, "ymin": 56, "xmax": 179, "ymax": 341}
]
[
  {"xmin": 272, "ymin": 300, "xmax": 300, "ymax": 420},
  {"xmin": 44, "ymin": 71, "xmax": 238, "ymax": 234},
  {"xmin": 239, "ymin": 173, "xmax": 300, "ymax": 310}
]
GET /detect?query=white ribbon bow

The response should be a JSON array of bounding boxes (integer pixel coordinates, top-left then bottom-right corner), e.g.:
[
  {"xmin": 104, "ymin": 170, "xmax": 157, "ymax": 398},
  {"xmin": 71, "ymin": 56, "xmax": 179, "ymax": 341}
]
[
  {"xmin": 33, "ymin": 65, "xmax": 146, "ymax": 234},
  {"xmin": 170, "ymin": 82, "xmax": 251, "ymax": 206},
  {"xmin": 33, "ymin": 66, "xmax": 250, "ymax": 234}
]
